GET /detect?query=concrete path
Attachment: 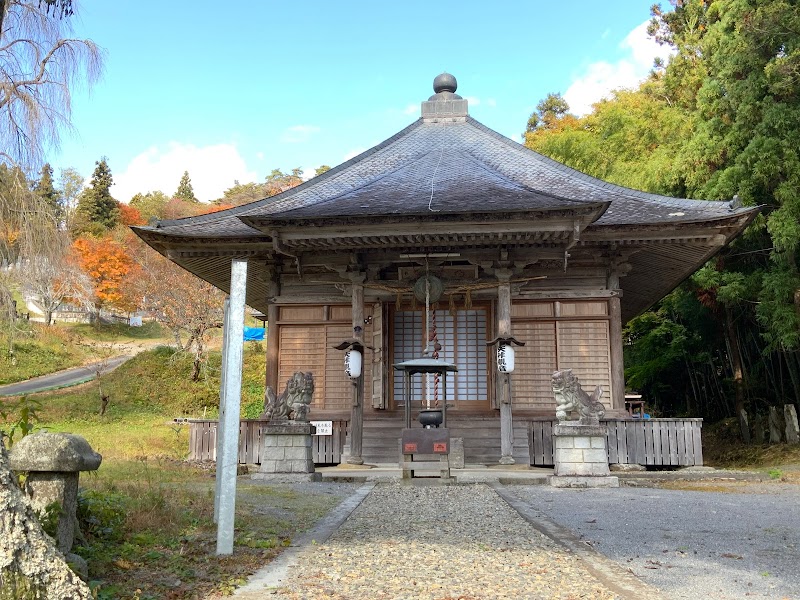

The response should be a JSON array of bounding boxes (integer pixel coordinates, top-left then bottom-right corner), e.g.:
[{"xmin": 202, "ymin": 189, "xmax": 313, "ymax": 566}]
[{"xmin": 0, "ymin": 354, "xmax": 132, "ymax": 396}]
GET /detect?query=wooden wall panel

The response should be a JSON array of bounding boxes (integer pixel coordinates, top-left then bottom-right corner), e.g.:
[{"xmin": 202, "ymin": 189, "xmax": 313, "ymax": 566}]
[
  {"xmin": 512, "ymin": 322, "xmax": 557, "ymax": 410},
  {"xmin": 559, "ymin": 301, "xmax": 608, "ymax": 317},
  {"xmin": 511, "ymin": 302, "xmax": 554, "ymax": 318},
  {"xmin": 556, "ymin": 321, "xmax": 612, "ymax": 400},
  {"xmin": 324, "ymin": 323, "xmax": 355, "ymax": 410},
  {"xmin": 278, "ymin": 326, "xmax": 326, "ymax": 406},
  {"xmin": 280, "ymin": 306, "xmax": 324, "ymax": 321},
  {"xmin": 329, "ymin": 306, "xmax": 352, "ymax": 321}
]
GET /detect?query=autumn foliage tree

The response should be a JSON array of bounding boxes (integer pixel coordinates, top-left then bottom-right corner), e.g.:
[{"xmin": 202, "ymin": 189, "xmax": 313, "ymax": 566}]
[
  {"xmin": 72, "ymin": 235, "xmax": 135, "ymax": 317},
  {"xmin": 126, "ymin": 236, "xmax": 225, "ymax": 380}
]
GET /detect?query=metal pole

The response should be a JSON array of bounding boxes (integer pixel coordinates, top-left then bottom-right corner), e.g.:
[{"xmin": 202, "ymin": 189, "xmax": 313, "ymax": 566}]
[
  {"xmin": 215, "ymin": 258, "xmax": 248, "ymax": 556},
  {"xmin": 214, "ymin": 297, "xmax": 230, "ymax": 523}
]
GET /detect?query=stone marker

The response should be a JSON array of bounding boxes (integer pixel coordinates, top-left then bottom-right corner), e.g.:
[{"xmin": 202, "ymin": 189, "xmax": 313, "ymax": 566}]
[
  {"xmin": 785, "ymin": 404, "xmax": 800, "ymax": 444},
  {"xmin": 9, "ymin": 433, "xmax": 101, "ymax": 558},
  {"xmin": 753, "ymin": 414, "xmax": 765, "ymax": 444},
  {"xmin": 1, "ymin": 439, "xmax": 92, "ymax": 599},
  {"xmin": 769, "ymin": 406, "xmax": 782, "ymax": 443}
]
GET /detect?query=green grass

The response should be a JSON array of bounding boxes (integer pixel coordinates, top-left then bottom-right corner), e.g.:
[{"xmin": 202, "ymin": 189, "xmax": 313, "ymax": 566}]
[
  {"xmin": 33, "ymin": 344, "xmax": 266, "ymax": 460},
  {"xmin": 0, "ymin": 322, "xmax": 89, "ymax": 384},
  {"xmin": 63, "ymin": 320, "xmax": 166, "ymax": 343}
]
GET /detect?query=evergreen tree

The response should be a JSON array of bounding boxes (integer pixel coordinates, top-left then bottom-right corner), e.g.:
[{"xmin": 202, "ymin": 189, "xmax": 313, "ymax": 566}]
[
  {"xmin": 33, "ymin": 163, "xmax": 63, "ymax": 223},
  {"xmin": 71, "ymin": 158, "xmax": 119, "ymax": 237},
  {"xmin": 174, "ymin": 170, "xmax": 197, "ymax": 202}
]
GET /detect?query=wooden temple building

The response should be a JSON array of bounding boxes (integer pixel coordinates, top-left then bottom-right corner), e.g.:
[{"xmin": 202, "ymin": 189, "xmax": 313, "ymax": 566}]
[{"xmin": 135, "ymin": 74, "xmax": 757, "ymax": 467}]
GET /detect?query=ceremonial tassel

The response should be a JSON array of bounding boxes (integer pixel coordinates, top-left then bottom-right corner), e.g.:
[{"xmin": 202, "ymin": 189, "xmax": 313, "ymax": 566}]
[
  {"xmin": 396, "ymin": 293, "xmax": 402, "ymax": 311},
  {"xmin": 411, "ymin": 294, "xmax": 417, "ymax": 310},
  {"xmin": 448, "ymin": 293, "xmax": 456, "ymax": 316},
  {"xmin": 465, "ymin": 289, "xmax": 472, "ymax": 309}
]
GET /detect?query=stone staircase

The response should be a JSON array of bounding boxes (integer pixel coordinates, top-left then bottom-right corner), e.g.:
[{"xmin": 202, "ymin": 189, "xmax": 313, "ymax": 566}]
[{"xmin": 361, "ymin": 415, "xmax": 530, "ymax": 466}]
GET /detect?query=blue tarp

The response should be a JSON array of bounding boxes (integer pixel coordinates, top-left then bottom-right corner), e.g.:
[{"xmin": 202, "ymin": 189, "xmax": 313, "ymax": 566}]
[{"xmin": 243, "ymin": 327, "xmax": 265, "ymax": 341}]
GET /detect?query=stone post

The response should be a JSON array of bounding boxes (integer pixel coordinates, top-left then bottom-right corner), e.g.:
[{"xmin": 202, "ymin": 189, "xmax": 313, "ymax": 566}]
[
  {"xmin": 9, "ymin": 432, "xmax": 102, "ymax": 577},
  {"xmin": 252, "ymin": 423, "xmax": 320, "ymax": 482},
  {"xmin": 768, "ymin": 406, "xmax": 783, "ymax": 443},
  {"xmin": 785, "ymin": 404, "xmax": 800, "ymax": 444},
  {"xmin": 551, "ymin": 422, "xmax": 618, "ymax": 488},
  {"xmin": 2, "ymin": 439, "xmax": 92, "ymax": 598}
]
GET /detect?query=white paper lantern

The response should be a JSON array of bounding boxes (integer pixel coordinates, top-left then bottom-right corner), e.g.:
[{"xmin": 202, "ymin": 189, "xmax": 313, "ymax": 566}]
[
  {"xmin": 497, "ymin": 343, "xmax": 515, "ymax": 373},
  {"xmin": 344, "ymin": 349, "xmax": 362, "ymax": 379}
]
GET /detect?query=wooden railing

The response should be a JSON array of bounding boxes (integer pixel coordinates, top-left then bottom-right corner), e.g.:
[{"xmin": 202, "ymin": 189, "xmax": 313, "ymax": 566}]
[
  {"xmin": 187, "ymin": 419, "xmax": 349, "ymax": 465},
  {"xmin": 528, "ymin": 418, "xmax": 703, "ymax": 466}
]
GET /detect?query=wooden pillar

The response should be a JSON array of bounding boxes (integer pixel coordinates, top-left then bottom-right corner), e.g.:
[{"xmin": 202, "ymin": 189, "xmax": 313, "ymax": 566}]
[
  {"xmin": 216, "ymin": 258, "xmax": 247, "ymax": 556},
  {"xmin": 347, "ymin": 274, "xmax": 365, "ymax": 465},
  {"xmin": 265, "ymin": 303, "xmax": 279, "ymax": 392},
  {"xmin": 265, "ymin": 263, "xmax": 280, "ymax": 393},
  {"xmin": 608, "ymin": 287, "xmax": 625, "ymax": 412},
  {"xmin": 497, "ymin": 269, "xmax": 515, "ymax": 465}
]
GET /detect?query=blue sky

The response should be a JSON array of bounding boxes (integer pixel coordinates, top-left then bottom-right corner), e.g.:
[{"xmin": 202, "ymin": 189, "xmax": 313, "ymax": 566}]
[{"xmin": 54, "ymin": 1, "xmax": 670, "ymax": 203}]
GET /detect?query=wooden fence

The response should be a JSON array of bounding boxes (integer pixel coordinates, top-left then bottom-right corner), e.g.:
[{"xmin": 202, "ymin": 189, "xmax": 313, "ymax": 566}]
[
  {"xmin": 187, "ymin": 419, "xmax": 348, "ymax": 465},
  {"xmin": 528, "ymin": 418, "xmax": 703, "ymax": 466}
]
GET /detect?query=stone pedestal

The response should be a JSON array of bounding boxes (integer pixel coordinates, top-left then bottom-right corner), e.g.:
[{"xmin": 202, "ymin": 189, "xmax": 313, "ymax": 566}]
[
  {"xmin": 550, "ymin": 422, "xmax": 618, "ymax": 488},
  {"xmin": 252, "ymin": 422, "xmax": 320, "ymax": 482}
]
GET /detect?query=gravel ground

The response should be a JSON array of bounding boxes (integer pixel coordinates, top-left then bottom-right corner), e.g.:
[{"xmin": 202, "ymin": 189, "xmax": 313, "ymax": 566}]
[
  {"xmin": 507, "ymin": 482, "xmax": 800, "ymax": 600},
  {"xmin": 269, "ymin": 482, "xmax": 623, "ymax": 600}
]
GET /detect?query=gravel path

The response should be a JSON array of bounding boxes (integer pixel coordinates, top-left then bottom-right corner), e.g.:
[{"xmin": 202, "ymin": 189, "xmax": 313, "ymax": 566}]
[
  {"xmin": 267, "ymin": 482, "xmax": 627, "ymax": 600},
  {"xmin": 506, "ymin": 482, "xmax": 800, "ymax": 600}
]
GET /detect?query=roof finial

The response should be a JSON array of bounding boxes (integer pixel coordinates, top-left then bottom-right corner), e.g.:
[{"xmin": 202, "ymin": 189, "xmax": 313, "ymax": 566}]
[{"xmin": 433, "ymin": 73, "xmax": 457, "ymax": 94}]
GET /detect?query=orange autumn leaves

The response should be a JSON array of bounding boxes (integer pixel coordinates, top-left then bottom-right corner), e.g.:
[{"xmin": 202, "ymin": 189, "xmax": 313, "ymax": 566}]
[{"xmin": 72, "ymin": 235, "xmax": 140, "ymax": 312}]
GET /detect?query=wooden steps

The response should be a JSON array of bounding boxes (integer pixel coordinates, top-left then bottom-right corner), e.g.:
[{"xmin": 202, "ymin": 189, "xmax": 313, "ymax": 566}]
[{"xmin": 361, "ymin": 415, "xmax": 530, "ymax": 465}]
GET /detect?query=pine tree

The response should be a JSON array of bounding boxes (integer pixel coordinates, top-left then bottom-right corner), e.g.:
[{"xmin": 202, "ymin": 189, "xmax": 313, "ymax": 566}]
[
  {"xmin": 175, "ymin": 171, "xmax": 197, "ymax": 202},
  {"xmin": 33, "ymin": 163, "xmax": 63, "ymax": 223},
  {"xmin": 71, "ymin": 158, "xmax": 119, "ymax": 237}
]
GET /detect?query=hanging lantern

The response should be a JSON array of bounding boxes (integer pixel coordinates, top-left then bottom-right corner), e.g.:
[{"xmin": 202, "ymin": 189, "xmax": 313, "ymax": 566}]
[
  {"xmin": 344, "ymin": 348, "xmax": 363, "ymax": 379},
  {"xmin": 497, "ymin": 343, "xmax": 515, "ymax": 373}
]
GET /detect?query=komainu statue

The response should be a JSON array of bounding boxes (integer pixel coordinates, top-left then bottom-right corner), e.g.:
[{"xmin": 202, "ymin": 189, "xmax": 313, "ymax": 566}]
[
  {"xmin": 261, "ymin": 372, "xmax": 314, "ymax": 422},
  {"xmin": 552, "ymin": 369, "xmax": 605, "ymax": 425}
]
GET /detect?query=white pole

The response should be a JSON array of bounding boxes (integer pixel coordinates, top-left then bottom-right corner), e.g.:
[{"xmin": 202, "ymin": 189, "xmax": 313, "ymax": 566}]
[
  {"xmin": 213, "ymin": 297, "xmax": 230, "ymax": 523},
  {"xmin": 216, "ymin": 259, "xmax": 248, "ymax": 555}
]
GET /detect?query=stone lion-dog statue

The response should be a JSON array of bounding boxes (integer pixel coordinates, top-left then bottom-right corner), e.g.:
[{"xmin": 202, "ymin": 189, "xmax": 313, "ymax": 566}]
[
  {"xmin": 260, "ymin": 371, "xmax": 314, "ymax": 422},
  {"xmin": 552, "ymin": 368, "xmax": 605, "ymax": 425}
]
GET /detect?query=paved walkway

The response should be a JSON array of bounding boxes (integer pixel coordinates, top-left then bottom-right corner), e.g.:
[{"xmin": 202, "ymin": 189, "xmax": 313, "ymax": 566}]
[{"xmin": 233, "ymin": 482, "xmax": 662, "ymax": 600}]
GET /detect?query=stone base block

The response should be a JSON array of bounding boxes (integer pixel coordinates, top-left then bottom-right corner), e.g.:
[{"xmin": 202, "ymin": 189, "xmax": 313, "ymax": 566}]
[
  {"xmin": 550, "ymin": 475, "xmax": 619, "ymax": 488},
  {"xmin": 251, "ymin": 472, "xmax": 322, "ymax": 483}
]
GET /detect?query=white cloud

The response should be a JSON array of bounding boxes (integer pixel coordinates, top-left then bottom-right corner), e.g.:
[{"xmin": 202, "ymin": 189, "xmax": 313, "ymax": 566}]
[
  {"xmin": 113, "ymin": 142, "xmax": 257, "ymax": 203},
  {"xmin": 486, "ymin": 98, "xmax": 497, "ymax": 108},
  {"xmin": 510, "ymin": 134, "xmax": 522, "ymax": 144},
  {"xmin": 464, "ymin": 96, "xmax": 481, "ymax": 106},
  {"xmin": 403, "ymin": 103, "xmax": 418, "ymax": 116},
  {"xmin": 564, "ymin": 21, "xmax": 673, "ymax": 116},
  {"xmin": 280, "ymin": 124, "xmax": 321, "ymax": 143}
]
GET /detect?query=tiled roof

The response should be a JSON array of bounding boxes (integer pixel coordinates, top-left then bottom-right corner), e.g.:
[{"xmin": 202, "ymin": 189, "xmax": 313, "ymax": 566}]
[{"xmin": 142, "ymin": 116, "xmax": 750, "ymax": 239}]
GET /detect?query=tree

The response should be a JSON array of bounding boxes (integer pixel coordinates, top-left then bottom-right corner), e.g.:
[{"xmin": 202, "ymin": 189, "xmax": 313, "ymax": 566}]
[
  {"xmin": 525, "ymin": 93, "xmax": 576, "ymax": 134},
  {"xmin": 72, "ymin": 234, "xmax": 133, "ymax": 317},
  {"xmin": 126, "ymin": 236, "xmax": 225, "ymax": 381},
  {"xmin": 58, "ymin": 166, "xmax": 84, "ymax": 231},
  {"xmin": 174, "ymin": 170, "xmax": 197, "ymax": 202},
  {"xmin": 129, "ymin": 190, "xmax": 170, "ymax": 223},
  {"xmin": 0, "ymin": 0, "xmax": 103, "ymax": 168},
  {"xmin": 72, "ymin": 158, "xmax": 119, "ymax": 237},
  {"xmin": 33, "ymin": 162, "xmax": 62, "ymax": 223},
  {"xmin": 315, "ymin": 165, "xmax": 331, "ymax": 177},
  {"xmin": 264, "ymin": 167, "xmax": 304, "ymax": 196}
]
